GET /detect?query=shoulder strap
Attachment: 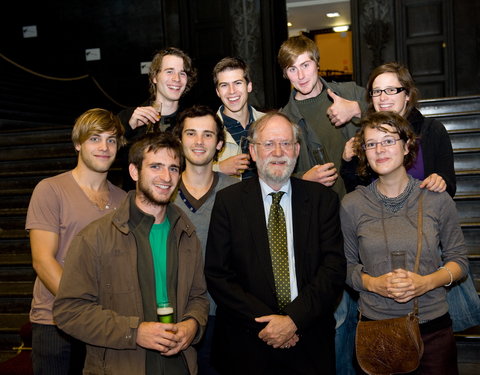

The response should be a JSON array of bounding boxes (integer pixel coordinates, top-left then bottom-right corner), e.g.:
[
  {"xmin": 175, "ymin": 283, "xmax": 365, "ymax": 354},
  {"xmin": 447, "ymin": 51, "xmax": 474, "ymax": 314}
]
[{"xmin": 413, "ymin": 191, "xmax": 425, "ymax": 315}]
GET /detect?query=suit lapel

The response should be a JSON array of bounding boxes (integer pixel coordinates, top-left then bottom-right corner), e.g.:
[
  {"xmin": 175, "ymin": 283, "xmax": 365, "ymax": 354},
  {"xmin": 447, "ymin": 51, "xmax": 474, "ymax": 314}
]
[
  {"xmin": 241, "ymin": 179, "xmax": 276, "ymax": 293},
  {"xmin": 291, "ymin": 178, "xmax": 310, "ymax": 288}
]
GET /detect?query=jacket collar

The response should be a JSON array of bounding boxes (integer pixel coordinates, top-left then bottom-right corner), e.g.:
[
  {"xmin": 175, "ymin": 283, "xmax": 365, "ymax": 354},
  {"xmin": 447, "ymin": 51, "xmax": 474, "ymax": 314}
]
[
  {"xmin": 112, "ymin": 191, "xmax": 195, "ymax": 237},
  {"xmin": 283, "ymin": 76, "xmax": 331, "ymax": 123}
]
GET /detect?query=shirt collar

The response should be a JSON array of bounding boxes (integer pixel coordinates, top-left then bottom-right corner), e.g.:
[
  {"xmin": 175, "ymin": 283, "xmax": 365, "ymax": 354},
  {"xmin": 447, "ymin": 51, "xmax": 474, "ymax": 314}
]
[
  {"xmin": 220, "ymin": 105, "xmax": 254, "ymax": 126},
  {"xmin": 259, "ymin": 178, "xmax": 292, "ymax": 202}
]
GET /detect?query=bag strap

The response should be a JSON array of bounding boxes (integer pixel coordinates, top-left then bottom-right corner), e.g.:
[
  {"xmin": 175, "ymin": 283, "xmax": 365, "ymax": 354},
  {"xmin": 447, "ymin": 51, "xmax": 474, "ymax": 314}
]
[{"xmin": 412, "ymin": 191, "xmax": 424, "ymax": 316}]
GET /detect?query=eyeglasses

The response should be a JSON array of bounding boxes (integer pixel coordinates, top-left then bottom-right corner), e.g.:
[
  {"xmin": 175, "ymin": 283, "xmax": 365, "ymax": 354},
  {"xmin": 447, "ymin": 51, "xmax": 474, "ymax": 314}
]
[
  {"xmin": 253, "ymin": 140, "xmax": 296, "ymax": 151},
  {"xmin": 362, "ymin": 137, "xmax": 402, "ymax": 150},
  {"xmin": 369, "ymin": 87, "xmax": 406, "ymax": 97}
]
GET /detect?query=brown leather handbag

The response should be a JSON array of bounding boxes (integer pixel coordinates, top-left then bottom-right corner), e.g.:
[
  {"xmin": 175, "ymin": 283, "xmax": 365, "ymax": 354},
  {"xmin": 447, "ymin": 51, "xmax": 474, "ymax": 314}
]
[{"xmin": 355, "ymin": 194, "xmax": 425, "ymax": 375}]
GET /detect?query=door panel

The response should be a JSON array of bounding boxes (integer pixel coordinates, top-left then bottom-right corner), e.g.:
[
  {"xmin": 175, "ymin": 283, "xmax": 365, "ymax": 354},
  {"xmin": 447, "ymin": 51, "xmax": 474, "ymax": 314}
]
[{"xmin": 396, "ymin": 0, "xmax": 454, "ymax": 98}]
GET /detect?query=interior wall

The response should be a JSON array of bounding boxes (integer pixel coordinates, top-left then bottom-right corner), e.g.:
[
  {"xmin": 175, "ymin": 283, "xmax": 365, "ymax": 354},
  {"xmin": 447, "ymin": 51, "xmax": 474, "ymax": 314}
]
[
  {"xmin": 314, "ymin": 31, "xmax": 353, "ymax": 75},
  {"xmin": 1, "ymin": 0, "xmax": 289, "ymax": 114},
  {"xmin": 1, "ymin": 0, "xmax": 178, "ymax": 111}
]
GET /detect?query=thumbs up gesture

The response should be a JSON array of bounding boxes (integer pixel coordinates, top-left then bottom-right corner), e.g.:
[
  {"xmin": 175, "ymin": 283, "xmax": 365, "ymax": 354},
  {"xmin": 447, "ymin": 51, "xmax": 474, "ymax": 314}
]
[{"xmin": 326, "ymin": 88, "xmax": 362, "ymax": 127}]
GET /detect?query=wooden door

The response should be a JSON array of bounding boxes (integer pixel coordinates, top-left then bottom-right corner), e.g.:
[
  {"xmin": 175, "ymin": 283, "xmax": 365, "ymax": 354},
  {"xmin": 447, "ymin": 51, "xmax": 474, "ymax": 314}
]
[{"xmin": 395, "ymin": 0, "xmax": 455, "ymax": 98}]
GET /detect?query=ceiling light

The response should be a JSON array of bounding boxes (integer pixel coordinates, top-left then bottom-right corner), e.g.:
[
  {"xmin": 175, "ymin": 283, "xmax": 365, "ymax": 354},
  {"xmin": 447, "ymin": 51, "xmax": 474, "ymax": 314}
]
[
  {"xmin": 287, "ymin": 22, "xmax": 293, "ymax": 27},
  {"xmin": 326, "ymin": 12, "xmax": 340, "ymax": 18},
  {"xmin": 333, "ymin": 25, "xmax": 349, "ymax": 32}
]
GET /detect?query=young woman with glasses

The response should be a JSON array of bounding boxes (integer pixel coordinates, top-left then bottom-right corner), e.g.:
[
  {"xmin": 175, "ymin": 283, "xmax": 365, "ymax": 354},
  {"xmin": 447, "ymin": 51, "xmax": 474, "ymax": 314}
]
[
  {"xmin": 341, "ymin": 62, "xmax": 456, "ymax": 197},
  {"xmin": 341, "ymin": 111, "xmax": 467, "ymax": 374}
]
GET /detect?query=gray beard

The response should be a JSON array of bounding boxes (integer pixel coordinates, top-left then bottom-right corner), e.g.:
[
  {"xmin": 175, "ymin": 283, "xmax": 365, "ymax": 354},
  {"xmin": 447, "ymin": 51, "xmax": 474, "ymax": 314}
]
[{"xmin": 258, "ymin": 155, "xmax": 297, "ymax": 187}]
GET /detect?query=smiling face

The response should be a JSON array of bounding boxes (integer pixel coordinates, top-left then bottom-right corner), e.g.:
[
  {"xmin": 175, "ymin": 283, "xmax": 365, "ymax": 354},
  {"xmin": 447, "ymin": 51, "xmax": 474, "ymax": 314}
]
[
  {"xmin": 153, "ymin": 55, "xmax": 188, "ymax": 104},
  {"xmin": 285, "ymin": 52, "xmax": 321, "ymax": 100},
  {"xmin": 363, "ymin": 124, "xmax": 409, "ymax": 177},
  {"xmin": 181, "ymin": 115, "xmax": 223, "ymax": 167},
  {"xmin": 215, "ymin": 68, "xmax": 252, "ymax": 116},
  {"xmin": 130, "ymin": 147, "xmax": 180, "ymax": 207},
  {"xmin": 250, "ymin": 115, "xmax": 300, "ymax": 190},
  {"xmin": 371, "ymin": 72, "xmax": 410, "ymax": 116},
  {"xmin": 75, "ymin": 131, "xmax": 118, "ymax": 173}
]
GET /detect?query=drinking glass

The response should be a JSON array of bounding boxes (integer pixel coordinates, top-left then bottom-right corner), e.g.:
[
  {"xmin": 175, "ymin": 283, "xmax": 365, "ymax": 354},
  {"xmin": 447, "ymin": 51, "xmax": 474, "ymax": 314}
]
[
  {"xmin": 157, "ymin": 302, "xmax": 174, "ymax": 323},
  {"xmin": 390, "ymin": 250, "xmax": 406, "ymax": 271},
  {"xmin": 312, "ymin": 144, "xmax": 330, "ymax": 165}
]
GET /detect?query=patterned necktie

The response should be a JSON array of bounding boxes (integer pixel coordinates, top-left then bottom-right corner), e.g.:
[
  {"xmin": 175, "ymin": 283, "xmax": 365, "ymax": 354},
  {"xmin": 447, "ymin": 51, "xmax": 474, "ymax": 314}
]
[{"xmin": 267, "ymin": 192, "xmax": 291, "ymax": 310}]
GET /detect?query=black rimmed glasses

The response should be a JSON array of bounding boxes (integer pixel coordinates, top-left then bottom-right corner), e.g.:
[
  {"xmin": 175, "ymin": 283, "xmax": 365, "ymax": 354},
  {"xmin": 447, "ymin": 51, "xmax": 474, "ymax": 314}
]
[
  {"xmin": 362, "ymin": 137, "xmax": 402, "ymax": 150},
  {"xmin": 369, "ymin": 87, "xmax": 406, "ymax": 97}
]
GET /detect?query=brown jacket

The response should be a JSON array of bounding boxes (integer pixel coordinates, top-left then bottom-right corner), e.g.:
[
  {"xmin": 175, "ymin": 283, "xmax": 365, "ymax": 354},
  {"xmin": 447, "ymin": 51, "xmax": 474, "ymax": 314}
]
[{"xmin": 54, "ymin": 192, "xmax": 209, "ymax": 374}]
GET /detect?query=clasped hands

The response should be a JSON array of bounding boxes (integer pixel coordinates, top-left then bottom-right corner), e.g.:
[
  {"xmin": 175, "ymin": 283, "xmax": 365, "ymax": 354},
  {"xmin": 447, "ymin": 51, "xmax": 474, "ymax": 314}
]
[
  {"xmin": 136, "ymin": 319, "xmax": 197, "ymax": 356},
  {"xmin": 377, "ymin": 270, "xmax": 430, "ymax": 303},
  {"xmin": 255, "ymin": 314, "xmax": 299, "ymax": 350}
]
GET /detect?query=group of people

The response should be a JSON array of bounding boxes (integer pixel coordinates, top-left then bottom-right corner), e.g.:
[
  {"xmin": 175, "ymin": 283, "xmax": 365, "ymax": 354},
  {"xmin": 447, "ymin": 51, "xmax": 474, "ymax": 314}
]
[{"xmin": 26, "ymin": 34, "xmax": 472, "ymax": 375}]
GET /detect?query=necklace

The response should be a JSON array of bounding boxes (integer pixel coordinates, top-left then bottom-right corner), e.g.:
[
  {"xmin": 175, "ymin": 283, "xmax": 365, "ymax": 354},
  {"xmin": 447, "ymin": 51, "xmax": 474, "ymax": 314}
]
[
  {"xmin": 81, "ymin": 185, "xmax": 111, "ymax": 210},
  {"xmin": 370, "ymin": 175, "xmax": 415, "ymax": 213},
  {"xmin": 71, "ymin": 170, "xmax": 112, "ymax": 210}
]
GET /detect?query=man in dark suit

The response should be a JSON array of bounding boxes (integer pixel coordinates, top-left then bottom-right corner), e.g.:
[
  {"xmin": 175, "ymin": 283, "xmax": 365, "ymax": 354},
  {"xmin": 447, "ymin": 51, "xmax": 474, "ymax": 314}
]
[{"xmin": 205, "ymin": 111, "xmax": 346, "ymax": 375}]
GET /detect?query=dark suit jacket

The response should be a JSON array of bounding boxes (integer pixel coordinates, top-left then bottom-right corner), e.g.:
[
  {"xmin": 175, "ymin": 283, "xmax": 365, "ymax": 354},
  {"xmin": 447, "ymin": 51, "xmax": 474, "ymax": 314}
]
[{"xmin": 205, "ymin": 177, "xmax": 346, "ymax": 374}]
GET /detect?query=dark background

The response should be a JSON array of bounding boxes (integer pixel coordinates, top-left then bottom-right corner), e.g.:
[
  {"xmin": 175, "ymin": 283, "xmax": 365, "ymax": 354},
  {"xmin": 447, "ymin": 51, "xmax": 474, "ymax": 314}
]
[{"xmin": 1, "ymin": 0, "xmax": 478, "ymax": 116}]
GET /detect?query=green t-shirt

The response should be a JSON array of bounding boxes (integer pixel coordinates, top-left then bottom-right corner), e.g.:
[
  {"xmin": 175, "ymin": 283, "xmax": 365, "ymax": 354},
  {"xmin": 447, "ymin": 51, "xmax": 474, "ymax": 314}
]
[{"xmin": 149, "ymin": 217, "xmax": 170, "ymax": 307}]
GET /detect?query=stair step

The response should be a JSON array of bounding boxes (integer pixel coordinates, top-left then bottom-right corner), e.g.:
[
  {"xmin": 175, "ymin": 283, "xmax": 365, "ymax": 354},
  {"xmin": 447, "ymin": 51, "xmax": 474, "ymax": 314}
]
[
  {"xmin": 0, "ymin": 158, "xmax": 76, "ymax": 176},
  {"xmin": 456, "ymin": 201, "xmax": 480, "ymax": 220},
  {"xmin": 449, "ymin": 127, "xmax": 480, "ymax": 135},
  {"xmin": 0, "ymin": 298, "xmax": 32, "ymax": 314},
  {"xmin": 456, "ymin": 326, "xmax": 480, "ymax": 340},
  {"xmin": 0, "ymin": 108, "xmax": 74, "ymax": 124},
  {"xmin": 0, "ymin": 128, "xmax": 72, "ymax": 147},
  {"xmin": 0, "ymin": 143, "xmax": 76, "ymax": 162},
  {"xmin": 456, "ymin": 195, "xmax": 480, "ymax": 201},
  {"xmin": 454, "ymin": 147, "xmax": 480, "ymax": 154},
  {"xmin": 0, "ymin": 283, "xmax": 33, "ymax": 298},
  {"xmin": 0, "ymin": 267, "xmax": 35, "ymax": 283},
  {"xmin": 461, "ymin": 219, "xmax": 480, "ymax": 227},
  {"xmin": 0, "ymin": 195, "xmax": 32, "ymax": 211},
  {"xmin": 456, "ymin": 174, "xmax": 480, "ymax": 199},
  {"xmin": 461, "ymin": 227, "xmax": 479, "ymax": 249},
  {"xmin": 0, "ymin": 208, "xmax": 27, "ymax": 216},
  {"xmin": 0, "ymin": 314, "xmax": 30, "ymax": 334},
  {"xmin": 454, "ymin": 153, "xmax": 480, "ymax": 172},
  {"xmin": 0, "ymin": 215, "xmax": 28, "ymax": 231},
  {"xmin": 0, "ymin": 118, "xmax": 72, "ymax": 133},
  {"xmin": 0, "ymin": 254, "xmax": 31, "ymax": 266},
  {"xmin": 419, "ymin": 95, "xmax": 480, "ymax": 116},
  {"xmin": 0, "ymin": 230, "xmax": 28, "ymax": 240},
  {"xmin": 0, "ymin": 239, "xmax": 30, "ymax": 254},
  {"xmin": 468, "ymin": 256, "xmax": 480, "ymax": 263},
  {"xmin": 450, "ymin": 133, "xmax": 480, "ymax": 151},
  {"xmin": 434, "ymin": 111, "xmax": 480, "ymax": 132}
]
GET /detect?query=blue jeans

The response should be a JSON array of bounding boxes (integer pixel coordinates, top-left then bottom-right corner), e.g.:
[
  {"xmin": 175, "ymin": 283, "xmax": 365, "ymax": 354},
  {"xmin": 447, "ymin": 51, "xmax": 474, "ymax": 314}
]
[
  {"xmin": 31, "ymin": 323, "xmax": 84, "ymax": 375},
  {"xmin": 196, "ymin": 315, "xmax": 220, "ymax": 375},
  {"xmin": 334, "ymin": 289, "xmax": 358, "ymax": 375}
]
